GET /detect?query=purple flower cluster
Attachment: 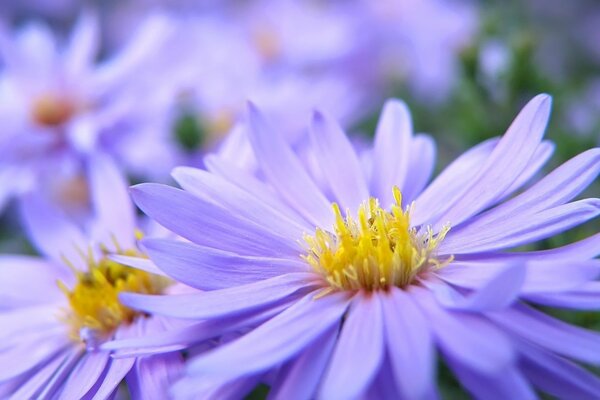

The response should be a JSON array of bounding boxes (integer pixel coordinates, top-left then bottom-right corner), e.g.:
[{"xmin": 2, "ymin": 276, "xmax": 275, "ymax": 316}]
[{"xmin": 0, "ymin": 2, "xmax": 599, "ymax": 399}]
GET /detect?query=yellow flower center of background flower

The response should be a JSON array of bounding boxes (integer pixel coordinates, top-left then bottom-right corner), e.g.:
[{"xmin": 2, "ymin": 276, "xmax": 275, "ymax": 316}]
[
  {"xmin": 58, "ymin": 249, "xmax": 168, "ymax": 341},
  {"xmin": 303, "ymin": 187, "xmax": 451, "ymax": 292}
]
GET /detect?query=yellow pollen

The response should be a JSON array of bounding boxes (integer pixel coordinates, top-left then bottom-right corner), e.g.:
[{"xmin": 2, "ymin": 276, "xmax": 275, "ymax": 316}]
[
  {"xmin": 58, "ymin": 247, "xmax": 168, "ymax": 342},
  {"xmin": 303, "ymin": 187, "xmax": 452, "ymax": 292}
]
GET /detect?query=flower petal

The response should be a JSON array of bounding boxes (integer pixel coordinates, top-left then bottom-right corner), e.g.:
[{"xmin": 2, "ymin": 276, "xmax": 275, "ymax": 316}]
[
  {"xmin": 309, "ymin": 110, "xmax": 369, "ymax": 212},
  {"xmin": 320, "ymin": 293, "xmax": 385, "ymax": 399},
  {"xmin": 186, "ymin": 291, "xmax": 351, "ymax": 378},
  {"xmin": 402, "ymin": 134, "xmax": 436, "ymax": 203},
  {"xmin": 120, "ymin": 273, "xmax": 317, "ymax": 319},
  {"xmin": 59, "ymin": 351, "xmax": 110, "ymax": 399}
]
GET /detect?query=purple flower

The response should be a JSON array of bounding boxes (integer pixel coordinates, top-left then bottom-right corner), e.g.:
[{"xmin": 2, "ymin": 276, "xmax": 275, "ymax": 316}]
[
  {"xmin": 0, "ymin": 13, "xmax": 179, "ymax": 211},
  {"xmin": 121, "ymin": 94, "xmax": 600, "ymax": 398},
  {"xmin": 0, "ymin": 155, "xmax": 187, "ymax": 398}
]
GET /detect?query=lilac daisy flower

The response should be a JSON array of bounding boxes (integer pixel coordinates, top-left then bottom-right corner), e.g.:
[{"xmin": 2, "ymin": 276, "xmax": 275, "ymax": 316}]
[
  {"xmin": 123, "ymin": 94, "xmax": 600, "ymax": 398},
  {"xmin": 0, "ymin": 155, "xmax": 186, "ymax": 399},
  {"xmin": 0, "ymin": 13, "xmax": 178, "ymax": 211}
]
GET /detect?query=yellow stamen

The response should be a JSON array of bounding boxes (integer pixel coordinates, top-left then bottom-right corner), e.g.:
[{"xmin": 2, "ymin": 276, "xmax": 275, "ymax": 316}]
[
  {"xmin": 303, "ymin": 187, "xmax": 451, "ymax": 292},
  {"xmin": 59, "ymin": 248, "xmax": 169, "ymax": 342},
  {"xmin": 31, "ymin": 93, "xmax": 75, "ymax": 127}
]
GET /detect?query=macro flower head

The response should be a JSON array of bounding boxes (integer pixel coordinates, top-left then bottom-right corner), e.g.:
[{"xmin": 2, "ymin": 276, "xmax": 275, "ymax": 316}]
[
  {"xmin": 0, "ymin": 13, "xmax": 178, "ymax": 212},
  {"xmin": 119, "ymin": 94, "xmax": 600, "ymax": 398},
  {"xmin": 0, "ymin": 155, "xmax": 186, "ymax": 398}
]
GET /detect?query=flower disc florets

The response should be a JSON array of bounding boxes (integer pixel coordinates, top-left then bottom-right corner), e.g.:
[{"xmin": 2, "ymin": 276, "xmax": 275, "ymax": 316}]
[
  {"xmin": 303, "ymin": 187, "xmax": 451, "ymax": 292},
  {"xmin": 58, "ymin": 247, "xmax": 169, "ymax": 343}
]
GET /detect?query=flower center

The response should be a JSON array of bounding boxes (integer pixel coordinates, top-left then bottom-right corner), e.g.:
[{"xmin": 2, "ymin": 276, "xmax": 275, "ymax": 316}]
[
  {"xmin": 303, "ymin": 187, "xmax": 451, "ymax": 292},
  {"xmin": 58, "ymin": 248, "xmax": 169, "ymax": 343},
  {"xmin": 31, "ymin": 93, "xmax": 76, "ymax": 127}
]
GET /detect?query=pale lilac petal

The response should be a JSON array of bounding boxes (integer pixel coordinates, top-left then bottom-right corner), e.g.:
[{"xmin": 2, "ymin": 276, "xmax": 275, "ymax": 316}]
[
  {"xmin": 120, "ymin": 273, "xmax": 317, "ymax": 319},
  {"xmin": 108, "ymin": 255, "xmax": 166, "ymax": 276},
  {"xmin": 171, "ymin": 167, "xmax": 309, "ymax": 238},
  {"xmin": 246, "ymin": 102, "xmax": 333, "ymax": 227},
  {"xmin": 130, "ymin": 183, "xmax": 301, "ymax": 257},
  {"xmin": 88, "ymin": 153, "xmax": 135, "ymax": 249},
  {"xmin": 0, "ymin": 256, "xmax": 66, "ymax": 308},
  {"xmin": 431, "ymin": 264, "xmax": 525, "ymax": 311},
  {"xmin": 489, "ymin": 304, "xmax": 600, "ymax": 364},
  {"xmin": 447, "ymin": 360, "xmax": 535, "ymax": 400},
  {"xmin": 364, "ymin": 360, "xmax": 401, "ymax": 399},
  {"xmin": 186, "ymin": 291, "xmax": 351, "ymax": 378},
  {"xmin": 0, "ymin": 305, "xmax": 64, "ymax": 342},
  {"xmin": 413, "ymin": 288, "xmax": 514, "ymax": 373},
  {"xmin": 449, "ymin": 148, "xmax": 600, "ymax": 237},
  {"xmin": 320, "ymin": 294, "xmax": 384, "ymax": 399},
  {"xmin": 204, "ymin": 156, "xmax": 309, "ymax": 227},
  {"xmin": 412, "ymin": 137, "xmax": 499, "ymax": 225},
  {"xmin": 64, "ymin": 12, "xmax": 99, "ymax": 77},
  {"xmin": 59, "ymin": 351, "xmax": 110, "ymax": 399},
  {"xmin": 426, "ymin": 94, "xmax": 552, "ymax": 230},
  {"xmin": 172, "ymin": 374, "xmax": 262, "ymax": 400},
  {"xmin": 36, "ymin": 348, "xmax": 84, "ymax": 399},
  {"xmin": 440, "ymin": 199, "xmax": 600, "ymax": 254},
  {"xmin": 9, "ymin": 348, "xmax": 72, "ymax": 400},
  {"xmin": 308, "ymin": 110, "xmax": 369, "ymax": 212},
  {"xmin": 381, "ymin": 288, "xmax": 434, "ymax": 400},
  {"xmin": 402, "ymin": 134, "xmax": 436, "ymax": 203},
  {"xmin": 371, "ymin": 99, "xmax": 412, "ymax": 207},
  {"xmin": 454, "ymin": 232, "xmax": 600, "ymax": 262},
  {"xmin": 492, "ymin": 140, "xmax": 555, "ymax": 204},
  {"xmin": 19, "ymin": 193, "xmax": 87, "ymax": 270},
  {"xmin": 519, "ymin": 342, "xmax": 600, "ymax": 399},
  {"xmin": 268, "ymin": 323, "xmax": 338, "ymax": 400},
  {"xmin": 143, "ymin": 239, "xmax": 307, "ymax": 290},
  {"xmin": 526, "ymin": 282, "xmax": 600, "ymax": 309}
]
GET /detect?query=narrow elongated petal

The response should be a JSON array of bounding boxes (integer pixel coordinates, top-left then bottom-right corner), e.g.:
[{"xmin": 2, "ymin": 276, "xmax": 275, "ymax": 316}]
[
  {"xmin": 130, "ymin": 183, "xmax": 301, "ymax": 257},
  {"xmin": 120, "ymin": 273, "xmax": 317, "ymax": 319},
  {"xmin": 59, "ymin": 351, "xmax": 110, "ymax": 399},
  {"xmin": 428, "ymin": 94, "xmax": 552, "ymax": 229},
  {"xmin": 320, "ymin": 294, "xmax": 385, "ymax": 399},
  {"xmin": 172, "ymin": 167, "xmax": 309, "ymax": 238},
  {"xmin": 143, "ymin": 239, "xmax": 307, "ymax": 290},
  {"xmin": 526, "ymin": 282, "xmax": 600, "ymax": 309},
  {"xmin": 371, "ymin": 99, "xmax": 412, "ymax": 207},
  {"xmin": 382, "ymin": 288, "xmax": 434, "ymax": 400},
  {"xmin": 246, "ymin": 103, "xmax": 333, "ymax": 227},
  {"xmin": 402, "ymin": 134, "xmax": 436, "ymax": 203},
  {"xmin": 187, "ymin": 291, "xmax": 351, "ymax": 378},
  {"xmin": 440, "ymin": 199, "xmax": 600, "ymax": 254},
  {"xmin": 309, "ymin": 111, "xmax": 369, "ymax": 212},
  {"xmin": 489, "ymin": 305, "xmax": 600, "ymax": 364},
  {"xmin": 64, "ymin": 12, "xmax": 99, "ymax": 77}
]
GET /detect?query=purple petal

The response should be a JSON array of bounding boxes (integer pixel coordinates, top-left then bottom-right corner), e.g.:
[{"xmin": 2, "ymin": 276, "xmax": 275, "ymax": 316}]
[
  {"xmin": 186, "ymin": 291, "xmax": 351, "ymax": 378},
  {"xmin": 526, "ymin": 282, "xmax": 600, "ymax": 309},
  {"xmin": 108, "ymin": 254, "xmax": 166, "ymax": 276},
  {"xmin": 412, "ymin": 137, "xmax": 499, "ymax": 226},
  {"xmin": 245, "ymin": 102, "xmax": 333, "ymax": 227},
  {"xmin": 381, "ymin": 288, "xmax": 434, "ymax": 400},
  {"xmin": 269, "ymin": 323, "xmax": 339, "ymax": 400},
  {"xmin": 59, "ymin": 350, "xmax": 110, "ymax": 399},
  {"xmin": 87, "ymin": 153, "xmax": 135, "ymax": 249},
  {"xmin": 320, "ymin": 294, "xmax": 385, "ymax": 399},
  {"xmin": 8, "ymin": 348, "xmax": 72, "ymax": 399},
  {"xmin": 489, "ymin": 304, "xmax": 600, "ymax": 364},
  {"xmin": 440, "ymin": 199, "xmax": 600, "ymax": 254},
  {"xmin": 130, "ymin": 183, "xmax": 301, "ymax": 258},
  {"xmin": 37, "ymin": 348, "xmax": 84, "ymax": 399},
  {"xmin": 447, "ymin": 360, "xmax": 535, "ymax": 400},
  {"xmin": 370, "ymin": 99, "xmax": 412, "ymax": 207},
  {"xmin": 448, "ymin": 148, "xmax": 600, "ymax": 239},
  {"xmin": 0, "ymin": 256, "xmax": 66, "ymax": 308},
  {"xmin": 413, "ymin": 287, "xmax": 514, "ymax": 373},
  {"xmin": 120, "ymin": 273, "xmax": 317, "ymax": 319},
  {"xmin": 431, "ymin": 263, "xmax": 525, "ymax": 311},
  {"xmin": 426, "ymin": 94, "xmax": 552, "ymax": 230},
  {"xmin": 308, "ymin": 110, "xmax": 369, "ymax": 212},
  {"xmin": 143, "ymin": 239, "xmax": 307, "ymax": 290},
  {"xmin": 19, "ymin": 193, "xmax": 87, "ymax": 270},
  {"xmin": 172, "ymin": 166, "xmax": 309, "ymax": 238},
  {"xmin": 519, "ymin": 342, "xmax": 600, "ymax": 399},
  {"xmin": 402, "ymin": 134, "xmax": 436, "ymax": 203},
  {"xmin": 64, "ymin": 12, "xmax": 99, "ymax": 77}
]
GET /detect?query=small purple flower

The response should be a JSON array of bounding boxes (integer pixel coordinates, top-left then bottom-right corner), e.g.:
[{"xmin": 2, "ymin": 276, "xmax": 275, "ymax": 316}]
[
  {"xmin": 121, "ymin": 94, "xmax": 600, "ymax": 398},
  {"xmin": 0, "ymin": 13, "xmax": 179, "ymax": 212},
  {"xmin": 0, "ymin": 155, "xmax": 187, "ymax": 398}
]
